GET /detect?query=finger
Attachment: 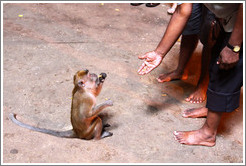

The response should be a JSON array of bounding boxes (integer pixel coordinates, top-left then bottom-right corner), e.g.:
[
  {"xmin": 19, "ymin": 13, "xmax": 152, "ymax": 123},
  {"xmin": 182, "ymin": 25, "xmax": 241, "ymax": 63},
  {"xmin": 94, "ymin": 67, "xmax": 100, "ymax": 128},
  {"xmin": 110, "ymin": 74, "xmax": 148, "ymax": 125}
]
[
  {"xmin": 225, "ymin": 62, "xmax": 237, "ymax": 70},
  {"xmin": 217, "ymin": 55, "xmax": 222, "ymax": 65},
  {"xmin": 138, "ymin": 53, "xmax": 148, "ymax": 60},
  {"xmin": 139, "ymin": 66, "xmax": 149, "ymax": 75},
  {"xmin": 144, "ymin": 66, "xmax": 155, "ymax": 74},
  {"xmin": 219, "ymin": 62, "xmax": 227, "ymax": 70},
  {"xmin": 139, "ymin": 62, "xmax": 154, "ymax": 75},
  {"xmin": 143, "ymin": 61, "xmax": 156, "ymax": 73},
  {"xmin": 137, "ymin": 62, "xmax": 146, "ymax": 74},
  {"xmin": 144, "ymin": 61, "xmax": 152, "ymax": 67},
  {"xmin": 220, "ymin": 61, "xmax": 238, "ymax": 70}
]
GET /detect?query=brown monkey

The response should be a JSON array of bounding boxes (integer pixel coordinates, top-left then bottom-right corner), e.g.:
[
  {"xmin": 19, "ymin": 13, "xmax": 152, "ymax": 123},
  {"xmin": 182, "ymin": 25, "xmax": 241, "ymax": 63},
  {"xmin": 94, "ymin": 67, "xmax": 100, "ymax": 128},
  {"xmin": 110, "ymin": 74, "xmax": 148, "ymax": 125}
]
[{"xmin": 9, "ymin": 69, "xmax": 113, "ymax": 140}]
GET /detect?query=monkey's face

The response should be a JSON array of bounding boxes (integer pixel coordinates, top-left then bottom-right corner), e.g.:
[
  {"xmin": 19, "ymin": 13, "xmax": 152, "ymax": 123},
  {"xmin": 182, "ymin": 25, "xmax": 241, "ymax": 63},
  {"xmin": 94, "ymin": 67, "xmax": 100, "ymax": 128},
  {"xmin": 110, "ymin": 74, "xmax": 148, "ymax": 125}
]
[
  {"xmin": 86, "ymin": 72, "xmax": 107, "ymax": 89},
  {"xmin": 74, "ymin": 69, "xmax": 107, "ymax": 90}
]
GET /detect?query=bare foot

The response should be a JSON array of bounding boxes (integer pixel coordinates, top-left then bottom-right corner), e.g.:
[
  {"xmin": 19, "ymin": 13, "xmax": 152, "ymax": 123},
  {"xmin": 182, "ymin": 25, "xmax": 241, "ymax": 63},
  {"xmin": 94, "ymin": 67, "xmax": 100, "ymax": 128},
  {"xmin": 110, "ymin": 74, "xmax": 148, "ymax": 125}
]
[
  {"xmin": 182, "ymin": 107, "xmax": 208, "ymax": 118},
  {"xmin": 173, "ymin": 130, "xmax": 216, "ymax": 147},
  {"xmin": 157, "ymin": 71, "xmax": 187, "ymax": 83},
  {"xmin": 185, "ymin": 87, "xmax": 207, "ymax": 103},
  {"xmin": 167, "ymin": 7, "xmax": 176, "ymax": 14}
]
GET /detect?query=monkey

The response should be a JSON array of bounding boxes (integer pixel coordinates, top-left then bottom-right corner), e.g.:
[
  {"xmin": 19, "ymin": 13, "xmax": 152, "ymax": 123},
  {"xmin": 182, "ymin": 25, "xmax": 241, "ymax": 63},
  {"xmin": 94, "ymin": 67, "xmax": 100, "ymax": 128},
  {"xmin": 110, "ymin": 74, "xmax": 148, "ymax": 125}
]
[{"xmin": 9, "ymin": 69, "xmax": 113, "ymax": 140}]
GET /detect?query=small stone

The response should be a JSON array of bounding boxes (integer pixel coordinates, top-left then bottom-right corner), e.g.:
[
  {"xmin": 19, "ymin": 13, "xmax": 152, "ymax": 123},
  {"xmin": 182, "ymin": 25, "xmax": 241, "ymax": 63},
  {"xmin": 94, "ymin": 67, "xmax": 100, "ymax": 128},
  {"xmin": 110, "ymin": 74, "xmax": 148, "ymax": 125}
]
[{"xmin": 10, "ymin": 149, "xmax": 18, "ymax": 154}]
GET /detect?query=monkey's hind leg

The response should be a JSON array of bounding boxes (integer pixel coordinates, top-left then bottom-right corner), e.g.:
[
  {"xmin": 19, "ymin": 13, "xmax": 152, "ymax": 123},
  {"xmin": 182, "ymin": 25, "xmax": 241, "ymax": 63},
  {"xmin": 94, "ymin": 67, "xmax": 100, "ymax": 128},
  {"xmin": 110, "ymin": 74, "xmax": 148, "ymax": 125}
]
[
  {"xmin": 101, "ymin": 123, "xmax": 113, "ymax": 139},
  {"xmin": 83, "ymin": 117, "xmax": 103, "ymax": 140},
  {"xmin": 88, "ymin": 117, "xmax": 113, "ymax": 140},
  {"xmin": 101, "ymin": 130, "xmax": 113, "ymax": 139}
]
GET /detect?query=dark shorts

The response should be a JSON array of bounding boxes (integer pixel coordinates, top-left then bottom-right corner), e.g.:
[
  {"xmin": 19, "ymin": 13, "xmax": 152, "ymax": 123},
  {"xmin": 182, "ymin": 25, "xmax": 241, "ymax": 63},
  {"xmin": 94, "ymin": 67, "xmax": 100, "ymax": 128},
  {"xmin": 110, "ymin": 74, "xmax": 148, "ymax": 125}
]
[
  {"xmin": 206, "ymin": 32, "xmax": 243, "ymax": 112},
  {"xmin": 182, "ymin": 3, "xmax": 202, "ymax": 36},
  {"xmin": 182, "ymin": 4, "xmax": 243, "ymax": 112},
  {"xmin": 182, "ymin": 4, "xmax": 216, "ymax": 46}
]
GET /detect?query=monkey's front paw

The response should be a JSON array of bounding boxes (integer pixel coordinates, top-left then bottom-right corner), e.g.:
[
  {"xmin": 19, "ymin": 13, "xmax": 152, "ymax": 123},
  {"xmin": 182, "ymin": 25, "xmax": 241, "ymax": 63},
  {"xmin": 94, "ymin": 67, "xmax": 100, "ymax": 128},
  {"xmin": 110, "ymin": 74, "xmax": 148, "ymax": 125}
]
[
  {"xmin": 99, "ymin": 73, "xmax": 107, "ymax": 83},
  {"xmin": 105, "ymin": 99, "xmax": 113, "ymax": 106}
]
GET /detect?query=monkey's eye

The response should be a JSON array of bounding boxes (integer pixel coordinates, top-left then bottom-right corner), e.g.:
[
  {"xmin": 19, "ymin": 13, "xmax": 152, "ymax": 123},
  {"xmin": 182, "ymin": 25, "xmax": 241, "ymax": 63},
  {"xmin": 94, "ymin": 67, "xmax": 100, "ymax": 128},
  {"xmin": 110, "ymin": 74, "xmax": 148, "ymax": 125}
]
[{"xmin": 78, "ymin": 80, "xmax": 85, "ymax": 87}]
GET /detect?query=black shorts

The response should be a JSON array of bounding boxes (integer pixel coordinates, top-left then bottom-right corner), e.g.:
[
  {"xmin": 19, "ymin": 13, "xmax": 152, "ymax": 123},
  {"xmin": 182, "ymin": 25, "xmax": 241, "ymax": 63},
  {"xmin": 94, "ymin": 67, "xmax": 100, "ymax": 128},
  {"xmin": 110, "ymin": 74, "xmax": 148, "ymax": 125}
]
[
  {"xmin": 182, "ymin": 3, "xmax": 202, "ymax": 36},
  {"xmin": 182, "ymin": 3, "xmax": 216, "ymax": 46},
  {"xmin": 206, "ymin": 32, "xmax": 243, "ymax": 112},
  {"xmin": 182, "ymin": 4, "xmax": 243, "ymax": 112}
]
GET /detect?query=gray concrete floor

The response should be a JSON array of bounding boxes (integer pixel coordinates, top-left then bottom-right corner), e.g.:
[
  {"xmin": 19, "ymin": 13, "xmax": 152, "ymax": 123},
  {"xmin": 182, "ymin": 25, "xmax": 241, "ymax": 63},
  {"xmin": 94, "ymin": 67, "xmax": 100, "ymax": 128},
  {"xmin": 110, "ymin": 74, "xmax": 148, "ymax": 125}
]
[{"xmin": 2, "ymin": 3, "xmax": 244, "ymax": 163}]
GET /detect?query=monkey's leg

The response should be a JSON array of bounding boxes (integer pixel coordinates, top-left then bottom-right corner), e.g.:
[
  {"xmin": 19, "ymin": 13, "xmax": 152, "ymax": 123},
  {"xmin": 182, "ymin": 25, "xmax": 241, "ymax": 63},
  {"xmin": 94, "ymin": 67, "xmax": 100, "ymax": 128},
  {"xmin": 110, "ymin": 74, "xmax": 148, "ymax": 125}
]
[
  {"xmin": 91, "ymin": 117, "xmax": 103, "ymax": 140},
  {"xmin": 91, "ymin": 100, "xmax": 113, "ymax": 116},
  {"xmin": 101, "ymin": 123, "xmax": 113, "ymax": 139},
  {"xmin": 103, "ymin": 123, "xmax": 111, "ymax": 128},
  {"xmin": 90, "ymin": 117, "xmax": 112, "ymax": 140}
]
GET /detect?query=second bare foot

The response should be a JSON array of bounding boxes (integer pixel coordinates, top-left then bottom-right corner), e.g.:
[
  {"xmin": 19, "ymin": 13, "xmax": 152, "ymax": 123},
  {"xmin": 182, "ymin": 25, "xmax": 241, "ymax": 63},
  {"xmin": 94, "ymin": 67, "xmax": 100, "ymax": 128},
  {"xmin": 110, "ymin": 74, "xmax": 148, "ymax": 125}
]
[
  {"xmin": 157, "ymin": 71, "xmax": 187, "ymax": 83},
  {"xmin": 182, "ymin": 107, "xmax": 208, "ymax": 118},
  {"xmin": 185, "ymin": 88, "xmax": 207, "ymax": 104}
]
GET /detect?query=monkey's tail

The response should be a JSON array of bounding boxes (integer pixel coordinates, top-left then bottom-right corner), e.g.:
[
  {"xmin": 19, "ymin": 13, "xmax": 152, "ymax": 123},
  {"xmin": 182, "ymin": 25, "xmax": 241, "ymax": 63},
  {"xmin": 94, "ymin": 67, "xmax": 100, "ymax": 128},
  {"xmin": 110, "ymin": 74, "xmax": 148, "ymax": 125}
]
[{"xmin": 9, "ymin": 113, "xmax": 77, "ymax": 138}]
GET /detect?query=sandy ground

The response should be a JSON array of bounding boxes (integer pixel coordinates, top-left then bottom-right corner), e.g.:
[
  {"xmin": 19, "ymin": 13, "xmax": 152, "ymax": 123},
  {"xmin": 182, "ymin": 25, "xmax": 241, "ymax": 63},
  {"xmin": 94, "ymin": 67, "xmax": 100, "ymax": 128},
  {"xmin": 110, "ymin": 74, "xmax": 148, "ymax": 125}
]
[{"xmin": 2, "ymin": 3, "xmax": 244, "ymax": 164}]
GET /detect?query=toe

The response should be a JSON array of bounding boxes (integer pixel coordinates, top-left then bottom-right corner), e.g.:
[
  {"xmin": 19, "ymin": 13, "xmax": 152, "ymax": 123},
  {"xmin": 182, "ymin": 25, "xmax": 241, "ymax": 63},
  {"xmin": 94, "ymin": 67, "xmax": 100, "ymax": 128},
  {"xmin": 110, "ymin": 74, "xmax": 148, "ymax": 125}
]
[
  {"xmin": 173, "ymin": 131, "xmax": 179, "ymax": 136},
  {"xmin": 156, "ymin": 78, "xmax": 163, "ymax": 83},
  {"xmin": 185, "ymin": 97, "xmax": 190, "ymax": 102}
]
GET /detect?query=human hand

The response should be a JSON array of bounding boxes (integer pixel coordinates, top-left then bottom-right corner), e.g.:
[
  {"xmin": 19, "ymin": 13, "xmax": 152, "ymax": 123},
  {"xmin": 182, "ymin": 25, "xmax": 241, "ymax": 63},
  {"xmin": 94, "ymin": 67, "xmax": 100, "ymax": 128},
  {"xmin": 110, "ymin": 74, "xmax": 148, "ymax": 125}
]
[
  {"xmin": 207, "ymin": 20, "xmax": 220, "ymax": 48},
  {"xmin": 217, "ymin": 46, "xmax": 239, "ymax": 70},
  {"xmin": 137, "ymin": 51, "xmax": 163, "ymax": 75}
]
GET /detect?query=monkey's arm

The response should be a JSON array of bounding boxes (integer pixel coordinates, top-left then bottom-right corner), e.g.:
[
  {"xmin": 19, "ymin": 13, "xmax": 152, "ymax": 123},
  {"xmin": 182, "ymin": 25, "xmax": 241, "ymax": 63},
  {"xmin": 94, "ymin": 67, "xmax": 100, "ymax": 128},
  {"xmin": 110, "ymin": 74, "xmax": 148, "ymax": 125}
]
[
  {"xmin": 94, "ymin": 73, "xmax": 107, "ymax": 96},
  {"xmin": 91, "ymin": 100, "xmax": 113, "ymax": 116}
]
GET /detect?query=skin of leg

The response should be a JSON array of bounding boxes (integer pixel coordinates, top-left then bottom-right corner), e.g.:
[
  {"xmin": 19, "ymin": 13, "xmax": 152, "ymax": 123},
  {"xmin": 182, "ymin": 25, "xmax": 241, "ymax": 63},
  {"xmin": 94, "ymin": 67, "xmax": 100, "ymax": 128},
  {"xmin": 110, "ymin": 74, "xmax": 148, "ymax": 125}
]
[
  {"xmin": 157, "ymin": 34, "xmax": 199, "ymax": 83},
  {"xmin": 174, "ymin": 109, "xmax": 223, "ymax": 146},
  {"xmin": 186, "ymin": 14, "xmax": 221, "ymax": 104},
  {"xmin": 186, "ymin": 44, "xmax": 211, "ymax": 103}
]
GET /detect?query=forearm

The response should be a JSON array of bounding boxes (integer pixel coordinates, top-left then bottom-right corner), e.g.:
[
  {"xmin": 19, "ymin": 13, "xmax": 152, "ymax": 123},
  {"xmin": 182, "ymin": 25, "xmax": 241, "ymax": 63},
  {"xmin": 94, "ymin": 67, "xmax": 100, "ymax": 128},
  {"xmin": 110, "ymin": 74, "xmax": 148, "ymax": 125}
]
[
  {"xmin": 155, "ymin": 3, "xmax": 192, "ymax": 57},
  {"xmin": 228, "ymin": 3, "xmax": 243, "ymax": 46},
  {"xmin": 91, "ymin": 100, "xmax": 113, "ymax": 116},
  {"xmin": 92, "ymin": 103, "xmax": 107, "ymax": 115}
]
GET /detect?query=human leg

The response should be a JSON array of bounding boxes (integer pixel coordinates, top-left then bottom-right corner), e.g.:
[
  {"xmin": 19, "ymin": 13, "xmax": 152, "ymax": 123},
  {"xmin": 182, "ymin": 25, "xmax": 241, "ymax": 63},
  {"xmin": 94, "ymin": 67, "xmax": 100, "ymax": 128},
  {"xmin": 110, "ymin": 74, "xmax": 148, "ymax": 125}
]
[
  {"xmin": 157, "ymin": 3, "xmax": 202, "ymax": 83},
  {"xmin": 174, "ymin": 109, "xmax": 222, "ymax": 146},
  {"xmin": 185, "ymin": 44, "xmax": 210, "ymax": 103},
  {"xmin": 175, "ymin": 29, "xmax": 243, "ymax": 147},
  {"xmin": 185, "ymin": 6, "xmax": 218, "ymax": 104},
  {"xmin": 157, "ymin": 34, "xmax": 199, "ymax": 82}
]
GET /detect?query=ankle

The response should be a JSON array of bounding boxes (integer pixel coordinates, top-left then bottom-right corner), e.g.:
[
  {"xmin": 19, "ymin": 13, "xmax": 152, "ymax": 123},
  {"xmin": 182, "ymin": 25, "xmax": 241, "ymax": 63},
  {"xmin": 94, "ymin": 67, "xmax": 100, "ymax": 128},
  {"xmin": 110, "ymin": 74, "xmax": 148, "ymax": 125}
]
[{"xmin": 200, "ymin": 126, "xmax": 217, "ymax": 140}]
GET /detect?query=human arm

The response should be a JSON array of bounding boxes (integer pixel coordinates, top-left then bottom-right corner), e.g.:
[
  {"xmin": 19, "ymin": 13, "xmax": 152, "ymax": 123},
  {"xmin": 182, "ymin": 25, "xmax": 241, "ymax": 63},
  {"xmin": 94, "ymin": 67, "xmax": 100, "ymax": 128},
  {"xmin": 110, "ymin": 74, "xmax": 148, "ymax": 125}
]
[
  {"xmin": 138, "ymin": 3, "xmax": 193, "ymax": 75},
  {"xmin": 217, "ymin": 3, "xmax": 243, "ymax": 70}
]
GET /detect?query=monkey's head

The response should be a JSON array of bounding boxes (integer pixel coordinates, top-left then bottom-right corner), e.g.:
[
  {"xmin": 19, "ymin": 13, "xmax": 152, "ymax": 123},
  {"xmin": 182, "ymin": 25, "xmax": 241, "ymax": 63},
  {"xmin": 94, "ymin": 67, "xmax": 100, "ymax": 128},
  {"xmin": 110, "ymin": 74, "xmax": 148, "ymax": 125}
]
[
  {"xmin": 73, "ymin": 69, "xmax": 89, "ymax": 88},
  {"xmin": 73, "ymin": 69, "xmax": 107, "ymax": 91}
]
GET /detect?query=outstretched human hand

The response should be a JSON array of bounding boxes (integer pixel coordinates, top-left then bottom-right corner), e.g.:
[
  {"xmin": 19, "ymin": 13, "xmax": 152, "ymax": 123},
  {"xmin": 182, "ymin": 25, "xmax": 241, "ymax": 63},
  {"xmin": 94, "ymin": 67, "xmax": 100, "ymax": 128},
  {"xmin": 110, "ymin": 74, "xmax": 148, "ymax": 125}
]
[{"xmin": 137, "ymin": 51, "xmax": 163, "ymax": 75}]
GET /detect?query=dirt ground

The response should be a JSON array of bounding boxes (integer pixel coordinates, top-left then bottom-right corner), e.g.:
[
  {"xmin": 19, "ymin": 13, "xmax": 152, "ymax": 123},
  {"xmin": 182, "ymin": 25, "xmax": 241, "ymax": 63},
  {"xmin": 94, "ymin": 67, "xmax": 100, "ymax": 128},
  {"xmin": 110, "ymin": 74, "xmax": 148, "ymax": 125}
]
[{"xmin": 2, "ymin": 3, "xmax": 244, "ymax": 164}]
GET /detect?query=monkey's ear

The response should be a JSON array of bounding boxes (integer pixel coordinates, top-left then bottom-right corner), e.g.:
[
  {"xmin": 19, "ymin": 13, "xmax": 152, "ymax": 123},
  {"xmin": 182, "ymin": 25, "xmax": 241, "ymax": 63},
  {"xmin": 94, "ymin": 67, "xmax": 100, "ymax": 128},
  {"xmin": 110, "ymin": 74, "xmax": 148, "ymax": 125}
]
[{"xmin": 73, "ymin": 74, "xmax": 79, "ymax": 85}]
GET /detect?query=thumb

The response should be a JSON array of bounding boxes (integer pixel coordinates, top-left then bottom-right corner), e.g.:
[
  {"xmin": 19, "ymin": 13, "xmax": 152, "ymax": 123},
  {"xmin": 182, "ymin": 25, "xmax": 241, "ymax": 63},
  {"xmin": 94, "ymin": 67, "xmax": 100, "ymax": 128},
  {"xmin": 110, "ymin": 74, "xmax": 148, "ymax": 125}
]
[
  {"xmin": 138, "ymin": 53, "xmax": 148, "ymax": 59},
  {"xmin": 217, "ymin": 54, "xmax": 222, "ymax": 65}
]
